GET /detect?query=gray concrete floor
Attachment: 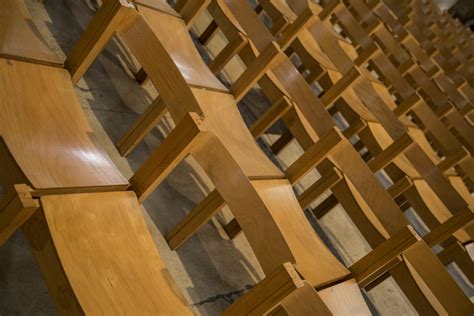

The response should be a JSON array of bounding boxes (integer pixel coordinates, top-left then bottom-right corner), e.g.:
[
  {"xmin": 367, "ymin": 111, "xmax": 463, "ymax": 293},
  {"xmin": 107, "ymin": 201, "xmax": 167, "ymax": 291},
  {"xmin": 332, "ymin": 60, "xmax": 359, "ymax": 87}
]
[{"xmin": 0, "ymin": 1, "xmax": 472, "ymax": 315}]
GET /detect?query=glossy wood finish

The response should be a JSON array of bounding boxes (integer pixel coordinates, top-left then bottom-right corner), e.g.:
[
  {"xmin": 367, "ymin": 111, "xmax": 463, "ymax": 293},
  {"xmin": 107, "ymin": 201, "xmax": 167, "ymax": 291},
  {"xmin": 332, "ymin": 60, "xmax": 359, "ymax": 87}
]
[
  {"xmin": 4, "ymin": 0, "xmax": 470, "ymax": 313},
  {"xmin": 37, "ymin": 191, "xmax": 192, "ymax": 315},
  {"xmin": 66, "ymin": 0, "xmax": 134, "ymax": 84},
  {"xmin": 0, "ymin": 0, "xmax": 62, "ymax": 66},
  {"xmin": 0, "ymin": 59, "xmax": 129, "ymax": 192},
  {"xmin": 0, "ymin": 4, "xmax": 192, "ymax": 315}
]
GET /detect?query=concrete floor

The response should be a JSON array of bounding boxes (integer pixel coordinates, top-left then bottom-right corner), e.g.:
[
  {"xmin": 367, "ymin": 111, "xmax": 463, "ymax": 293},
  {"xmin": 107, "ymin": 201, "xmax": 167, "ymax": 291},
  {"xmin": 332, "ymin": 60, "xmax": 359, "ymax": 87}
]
[{"xmin": 0, "ymin": 1, "xmax": 471, "ymax": 315}]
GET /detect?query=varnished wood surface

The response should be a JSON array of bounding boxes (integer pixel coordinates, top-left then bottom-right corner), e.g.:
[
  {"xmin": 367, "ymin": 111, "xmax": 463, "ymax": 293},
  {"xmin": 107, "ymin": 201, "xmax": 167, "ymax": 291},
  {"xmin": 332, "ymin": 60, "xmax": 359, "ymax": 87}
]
[
  {"xmin": 0, "ymin": 0, "xmax": 62, "ymax": 66},
  {"xmin": 318, "ymin": 279, "xmax": 372, "ymax": 315},
  {"xmin": 0, "ymin": 59, "xmax": 128, "ymax": 191},
  {"xmin": 136, "ymin": 3, "xmax": 227, "ymax": 92},
  {"xmin": 41, "ymin": 191, "xmax": 192, "ymax": 315},
  {"xmin": 403, "ymin": 240, "xmax": 474, "ymax": 314}
]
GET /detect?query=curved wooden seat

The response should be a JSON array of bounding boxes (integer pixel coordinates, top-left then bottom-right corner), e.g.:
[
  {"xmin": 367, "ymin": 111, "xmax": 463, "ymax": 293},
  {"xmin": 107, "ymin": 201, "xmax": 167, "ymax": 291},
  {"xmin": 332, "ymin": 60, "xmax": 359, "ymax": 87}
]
[
  {"xmin": 136, "ymin": 2, "xmax": 227, "ymax": 93},
  {"xmin": 209, "ymin": 0, "xmax": 426, "ymax": 238},
  {"xmin": 0, "ymin": 0, "xmax": 62, "ymax": 66},
  {"xmin": 34, "ymin": 191, "xmax": 192, "ymax": 315},
  {"xmin": 0, "ymin": 0, "xmax": 127, "ymax": 192},
  {"xmin": 273, "ymin": 0, "xmax": 472, "ymax": 206},
  {"xmin": 0, "ymin": 59, "xmax": 128, "ymax": 192}
]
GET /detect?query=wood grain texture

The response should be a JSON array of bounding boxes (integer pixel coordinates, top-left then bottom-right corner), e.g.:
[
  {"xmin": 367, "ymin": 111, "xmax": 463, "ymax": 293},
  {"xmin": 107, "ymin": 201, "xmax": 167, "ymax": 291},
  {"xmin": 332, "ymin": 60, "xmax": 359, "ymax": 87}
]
[
  {"xmin": 222, "ymin": 262, "xmax": 304, "ymax": 316},
  {"xmin": 66, "ymin": 0, "xmax": 133, "ymax": 84},
  {"xmin": 317, "ymin": 279, "xmax": 372, "ymax": 315},
  {"xmin": 350, "ymin": 225, "xmax": 420, "ymax": 287},
  {"xmin": 0, "ymin": 0, "xmax": 62, "ymax": 66},
  {"xmin": 0, "ymin": 59, "xmax": 128, "ymax": 191},
  {"xmin": 41, "ymin": 191, "xmax": 192, "ymax": 315},
  {"xmin": 136, "ymin": 3, "xmax": 227, "ymax": 92},
  {"xmin": 0, "ymin": 183, "xmax": 39, "ymax": 246}
]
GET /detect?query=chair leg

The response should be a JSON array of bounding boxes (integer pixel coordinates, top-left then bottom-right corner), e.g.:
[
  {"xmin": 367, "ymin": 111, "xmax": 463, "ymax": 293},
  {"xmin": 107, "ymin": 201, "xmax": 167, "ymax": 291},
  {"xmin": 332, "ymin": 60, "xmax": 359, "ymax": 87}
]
[
  {"xmin": 388, "ymin": 262, "xmax": 438, "ymax": 315},
  {"xmin": 438, "ymin": 239, "xmax": 474, "ymax": 284},
  {"xmin": 250, "ymin": 96, "xmax": 292, "ymax": 139},
  {"xmin": 65, "ymin": 0, "xmax": 134, "ymax": 84},
  {"xmin": 22, "ymin": 209, "xmax": 83, "ymax": 315},
  {"xmin": 130, "ymin": 113, "xmax": 208, "ymax": 202},
  {"xmin": 116, "ymin": 96, "xmax": 167, "ymax": 156},
  {"xmin": 165, "ymin": 189, "xmax": 224, "ymax": 250},
  {"xmin": 0, "ymin": 184, "xmax": 39, "ymax": 246},
  {"xmin": 402, "ymin": 240, "xmax": 474, "ymax": 315},
  {"xmin": 231, "ymin": 42, "xmax": 285, "ymax": 102},
  {"xmin": 349, "ymin": 225, "xmax": 419, "ymax": 287},
  {"xmin": 209, "ymin": 33, "xmax": 247, "ymax": 75}
]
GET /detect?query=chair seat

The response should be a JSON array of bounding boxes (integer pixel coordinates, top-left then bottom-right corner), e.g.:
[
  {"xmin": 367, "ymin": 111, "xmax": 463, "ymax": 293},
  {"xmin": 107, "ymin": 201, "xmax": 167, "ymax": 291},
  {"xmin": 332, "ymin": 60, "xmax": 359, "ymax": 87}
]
[
  {"xmin": 0, "ymin": 59, "xmax": 128, "ymax": 190},
  {"xmin": 0, "ymin": 0, "xmax": 62, "ymax": 66},
  {"xmin": 41, "ymin": 191, "xmax": 192, "ymax": 315}
]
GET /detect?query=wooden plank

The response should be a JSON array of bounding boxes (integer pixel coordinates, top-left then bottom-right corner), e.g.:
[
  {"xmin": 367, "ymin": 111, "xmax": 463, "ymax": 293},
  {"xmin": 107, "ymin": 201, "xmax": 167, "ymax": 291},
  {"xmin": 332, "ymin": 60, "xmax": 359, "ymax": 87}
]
[
  {"xmin": 298, "ymin": 166, "xmax": 343, "ymax": 209},
  {"xmin": 0, "ymin": 0, "xmax": 62, "ymax": 67},
  {"xmin": 130, "ymin": 113, "xmax": 206, "ymax": 202},
  {"xmin": 269, "ymin": 282, "xmax": 332, "ymax": 315},
  {"xmin": 403, "ymin": 240, "xmax": 474, "ymax": 315},
  {"xmin": 210, "ymin": 32, "xmax": 247, "ymax": 74},
  {"xmin": 250, "ymin": 96, "xmax": 292, "ymax": 138},
  {"xmin": 166, "ymin": 189, "xmax": 225, "ymax": 250},
  {"xmin": 285, "ymin": 127, "xmax": 343, "ymax": 183},
  {"xmin": 65, "ymin": 0, "xmax": 134, "ymax": 84},
  {"xmin": 116, "ymin": 96, "xmax": 168, "ymax": 157},
  {"xmin": 423, "ymin": 211, "xmax": 474, "ymax": 247},
  {"xmin": 232, "ymin": 42, "xmax": 285, "ymax": 102},
  {"xmin": 0, "ymin": 60, "xmax": 129, "ymax": 190},
  {"xmin": 36, "ymin": 191, "xmax": 192, "ymax": 314},
  {"xmin": 278, "ymin": 5, "xmax": 318, "ymax": 50},
  {"xmin": 368, "ymin": 133, "xmax": 414, "ymax": 172}
]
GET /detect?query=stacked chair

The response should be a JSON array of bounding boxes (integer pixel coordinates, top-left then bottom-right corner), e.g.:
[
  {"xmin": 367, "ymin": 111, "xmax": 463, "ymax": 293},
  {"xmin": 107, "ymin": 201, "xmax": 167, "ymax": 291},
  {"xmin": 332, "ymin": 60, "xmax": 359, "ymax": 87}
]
[{"xmin": 0, "ymin": 0, "xmax": 473, "ymax": 314}]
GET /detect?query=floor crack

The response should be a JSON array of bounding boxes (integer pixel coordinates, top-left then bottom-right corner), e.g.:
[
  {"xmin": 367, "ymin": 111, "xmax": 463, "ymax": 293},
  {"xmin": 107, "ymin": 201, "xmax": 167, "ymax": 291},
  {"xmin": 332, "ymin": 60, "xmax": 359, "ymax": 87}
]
[{"xmin": 192, "ymin": 284, "xmax": 253, "ymax": 306}]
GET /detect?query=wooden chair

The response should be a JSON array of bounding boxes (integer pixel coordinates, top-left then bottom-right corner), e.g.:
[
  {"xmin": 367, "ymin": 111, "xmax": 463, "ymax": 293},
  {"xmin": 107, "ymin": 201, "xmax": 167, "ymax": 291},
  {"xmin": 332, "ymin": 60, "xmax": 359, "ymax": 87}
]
[
  {"xmin": 375, "ymin": 0, "xmax": 474, "ymax": 87},
  {"xmin": 0, "ymin": 1, "xmax": 194, "ymax": 314},
  {"xmin": 321, "ymin": 0, "xmax": 474, "ymax": 178},
  {"xmin": 249, "ymin": 0, "xmax": 473, "ymax": 233},
  {"xmin": 295, "ymin": 0, "xmax": 474, "ymax": 255},
  {"xmin": 168, "ymin": 0, "xmax": 474, "ymax": 313},
  {"xmin": 345, "ymin": 0, "xmax": 474, "ymax": 171},
  {"xmin": 66, "ymin": 1, "xmax": 378, "ymax": 313}
]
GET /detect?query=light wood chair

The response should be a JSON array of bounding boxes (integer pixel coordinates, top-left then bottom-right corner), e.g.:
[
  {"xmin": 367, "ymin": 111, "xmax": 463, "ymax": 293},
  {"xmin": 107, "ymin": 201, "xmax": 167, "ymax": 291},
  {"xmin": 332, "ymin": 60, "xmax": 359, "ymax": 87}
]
[
  {"xmin": 66, "ymin": 1, "xmax": 377, "ymax": 313},
  {"xmin": 222, "ymin": 0, "xmax": 474, "ymax": 245},
  {"xmin": 323, "ymin": 0, "xmax": 474, "ymax": 149},
  {"xmin": 278, "ymin": 0, "xmax": 474, "ymax": 273},
  {"xmin": 167, "ymin": 0, "xmax": 474, "ymax": 313},
  {"xmin": 0, "ymin": 1, "xmax": 194, "ymax": 314}
]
